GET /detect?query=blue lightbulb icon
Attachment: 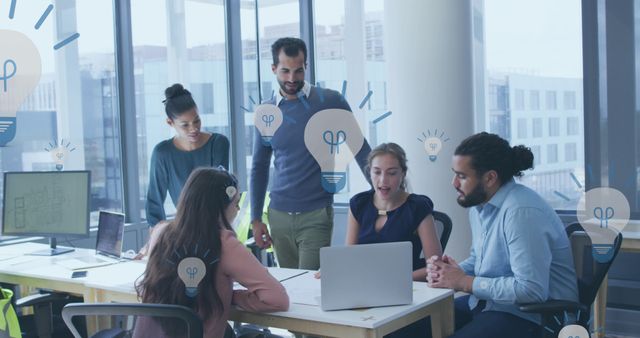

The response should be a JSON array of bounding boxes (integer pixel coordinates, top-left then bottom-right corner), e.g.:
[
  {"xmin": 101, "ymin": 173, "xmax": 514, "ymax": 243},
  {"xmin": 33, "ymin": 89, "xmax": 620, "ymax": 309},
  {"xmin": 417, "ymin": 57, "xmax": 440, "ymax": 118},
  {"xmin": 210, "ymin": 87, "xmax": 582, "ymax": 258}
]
[
  {"xmin": 177, "ymin": 257, "xmax": 206, "ymax": 297},
  {"xmin": 254, "ymin": 104, "xmax": 283, "ymax": 146},
  {"xmin": 305, "ymin": 109, "xmax": 365, "ymax": 193},
  {"xmin": 558, "ymin": 324, "xmax": 589, "ymax": 338},
  {"xmin": 578, "ymin": 187, "xmax": 630, "ymax": 264},
  {"xmin": 0, "ymin": 30, "xmax": 43, "ymax": 147}
]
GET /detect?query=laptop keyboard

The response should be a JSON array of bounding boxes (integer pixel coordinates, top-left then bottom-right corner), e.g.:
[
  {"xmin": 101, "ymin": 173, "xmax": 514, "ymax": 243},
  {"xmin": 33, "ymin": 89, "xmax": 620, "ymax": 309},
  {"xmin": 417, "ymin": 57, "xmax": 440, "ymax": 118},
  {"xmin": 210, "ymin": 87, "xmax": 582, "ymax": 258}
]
[{"xmin": 76, "ymin": 256, "xmax": 113, "ymax": 264}]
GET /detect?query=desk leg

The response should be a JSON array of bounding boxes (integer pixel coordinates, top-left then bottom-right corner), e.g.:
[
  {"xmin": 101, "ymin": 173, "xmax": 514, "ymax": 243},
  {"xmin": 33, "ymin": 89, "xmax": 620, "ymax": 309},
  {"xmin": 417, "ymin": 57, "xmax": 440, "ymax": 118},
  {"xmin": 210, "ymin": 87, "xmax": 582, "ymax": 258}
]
[
  {"xmin": 83, "ymin": 288, "xmax": 99, "ymax": 336},
  {"xmin": 593, "ymin": 274, "xmax": 608, "ymax": 338},
  {"xmin": 430, "ymin": 295, "xmax": 454, "ymax": 338}
]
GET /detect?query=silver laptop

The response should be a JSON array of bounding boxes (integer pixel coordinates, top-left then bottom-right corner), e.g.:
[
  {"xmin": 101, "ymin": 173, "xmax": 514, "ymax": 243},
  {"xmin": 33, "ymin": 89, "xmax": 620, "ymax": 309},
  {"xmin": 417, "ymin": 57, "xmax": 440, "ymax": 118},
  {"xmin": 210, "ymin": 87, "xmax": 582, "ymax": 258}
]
[
  {"xmin": 320, "ymin": 241, "xmax": 413, "ymax": 311},
  {"xmin": 57, "ymin": 211, "xmax": 125, "ymax": 270}
]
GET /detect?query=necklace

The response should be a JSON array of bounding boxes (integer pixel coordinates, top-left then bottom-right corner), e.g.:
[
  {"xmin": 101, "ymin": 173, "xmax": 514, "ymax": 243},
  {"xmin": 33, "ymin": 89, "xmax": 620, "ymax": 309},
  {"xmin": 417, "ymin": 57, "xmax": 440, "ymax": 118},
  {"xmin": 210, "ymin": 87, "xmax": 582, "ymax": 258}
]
[{"xmin": 377, "ymin": 209, "xmax": 387, "ymax": 216}]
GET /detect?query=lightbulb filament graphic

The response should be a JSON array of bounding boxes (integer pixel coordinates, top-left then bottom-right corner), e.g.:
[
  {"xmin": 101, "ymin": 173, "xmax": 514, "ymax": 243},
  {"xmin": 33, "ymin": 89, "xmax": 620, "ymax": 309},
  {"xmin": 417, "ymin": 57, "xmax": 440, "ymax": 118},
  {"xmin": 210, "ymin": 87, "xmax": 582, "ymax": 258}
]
[
  {"xmin": 323, "ymin": 130, "xmax": 346, "ymax": 154},
  {"xmin": 2, "ymin": 59, "xmax": 17, "ymax": 92},
  {"xmin": 262, "ymin": 114, "xmax": 274, "ymax": 127},
  {"xmin": 593, "ymin": 206, "xmax": 614, "ymax": 228}
]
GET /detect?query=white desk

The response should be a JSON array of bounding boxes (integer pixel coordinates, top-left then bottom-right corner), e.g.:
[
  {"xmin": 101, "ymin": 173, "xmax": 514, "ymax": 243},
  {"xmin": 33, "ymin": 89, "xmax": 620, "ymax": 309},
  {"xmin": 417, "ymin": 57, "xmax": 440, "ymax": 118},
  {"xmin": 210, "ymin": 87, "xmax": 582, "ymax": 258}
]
[
  {"xmin": 0, "ymin": 242, "xmax": 455, "ymax": 338},
  {"xmin": 85, "ymin": 266, "xmax": 454, "ymax": 338}
]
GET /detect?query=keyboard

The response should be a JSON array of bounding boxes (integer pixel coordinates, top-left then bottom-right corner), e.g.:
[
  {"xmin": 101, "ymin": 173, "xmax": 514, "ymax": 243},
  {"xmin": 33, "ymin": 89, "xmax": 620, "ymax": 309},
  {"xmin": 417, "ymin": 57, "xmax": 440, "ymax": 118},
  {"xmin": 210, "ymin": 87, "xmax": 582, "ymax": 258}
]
[{"xmin": 56, "ymin": 255, "xmax": 119, "ymax": 270}]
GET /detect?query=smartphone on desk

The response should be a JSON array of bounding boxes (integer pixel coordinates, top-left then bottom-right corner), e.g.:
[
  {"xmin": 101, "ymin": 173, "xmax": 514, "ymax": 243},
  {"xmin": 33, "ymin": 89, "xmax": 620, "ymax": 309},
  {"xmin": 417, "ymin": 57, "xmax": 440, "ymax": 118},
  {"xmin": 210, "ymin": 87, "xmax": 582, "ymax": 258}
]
[{"xmin": 71, "ymin": 270, "xmax": 87, "ymax": 278}]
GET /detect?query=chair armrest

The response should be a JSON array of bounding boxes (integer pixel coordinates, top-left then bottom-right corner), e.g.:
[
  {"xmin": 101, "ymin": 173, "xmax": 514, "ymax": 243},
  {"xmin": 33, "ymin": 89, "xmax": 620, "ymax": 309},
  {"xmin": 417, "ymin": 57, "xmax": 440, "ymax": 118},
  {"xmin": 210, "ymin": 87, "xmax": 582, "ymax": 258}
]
[
  {"xmin": 16, "ymin": 292, "xmax": 71, "ymax": 307},
  {"xmin": 519, "ymin": 300, "xmax": 587, "ymax": 315}
]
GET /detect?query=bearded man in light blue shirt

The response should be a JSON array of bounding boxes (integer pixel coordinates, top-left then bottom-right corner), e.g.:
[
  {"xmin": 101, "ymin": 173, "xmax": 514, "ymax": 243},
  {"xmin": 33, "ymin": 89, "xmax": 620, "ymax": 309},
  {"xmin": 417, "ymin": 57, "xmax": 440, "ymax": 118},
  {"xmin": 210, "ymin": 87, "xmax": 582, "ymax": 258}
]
[{"xmin": 427, "ymin": 132, "xmax": 578, "ymax": 338}]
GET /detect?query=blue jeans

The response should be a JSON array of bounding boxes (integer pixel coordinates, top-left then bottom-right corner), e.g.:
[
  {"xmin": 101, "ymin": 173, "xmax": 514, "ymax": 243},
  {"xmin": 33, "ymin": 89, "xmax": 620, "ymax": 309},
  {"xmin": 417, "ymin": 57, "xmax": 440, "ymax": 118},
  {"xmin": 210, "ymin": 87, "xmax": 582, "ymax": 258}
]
[{"xmin": 449, "ymin": 295, "xmax": 540, "ymax": 338}]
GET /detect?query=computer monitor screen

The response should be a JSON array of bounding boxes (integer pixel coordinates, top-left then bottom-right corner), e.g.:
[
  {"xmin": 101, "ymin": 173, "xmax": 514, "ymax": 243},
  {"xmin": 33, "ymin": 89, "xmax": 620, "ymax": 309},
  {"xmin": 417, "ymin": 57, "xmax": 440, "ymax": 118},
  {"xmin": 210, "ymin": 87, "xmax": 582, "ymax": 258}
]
[{"xmin": 2, "ymin": 171, "xmax": 90, "ymax": 238}]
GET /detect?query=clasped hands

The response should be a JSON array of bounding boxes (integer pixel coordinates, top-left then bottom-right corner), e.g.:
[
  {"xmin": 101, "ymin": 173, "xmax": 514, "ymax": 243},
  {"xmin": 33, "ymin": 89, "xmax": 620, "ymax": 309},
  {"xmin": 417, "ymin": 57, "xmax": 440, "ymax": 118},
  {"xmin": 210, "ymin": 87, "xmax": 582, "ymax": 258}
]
[{"xmin": 426, "ymin": 254, "xmax": 474, "ymax": 293}]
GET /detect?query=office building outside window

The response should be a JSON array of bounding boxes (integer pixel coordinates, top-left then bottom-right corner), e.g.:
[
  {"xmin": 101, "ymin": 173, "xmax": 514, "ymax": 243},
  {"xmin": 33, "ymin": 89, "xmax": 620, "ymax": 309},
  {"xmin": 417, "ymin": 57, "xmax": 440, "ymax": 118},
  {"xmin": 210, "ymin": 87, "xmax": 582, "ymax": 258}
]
[
  {"xmin": 549, "ymin": 117, "xmax": 560, "ymax": 137},
  {"xmin": 480, "ymin": 0, "xmax": 584, "ymax": 209},
  {"xmin": 130, "ymin": 0, "xmax": 230, "ymax": 220},
  {"xmin": 565, "ymin": 143, "xmax": 577, "ymax": 162},
  {"xmin": 240, "ymin": 0, "xmax": 300, "ymax": 193},
  {"xmin": 546, "ymin": 90, "xmax": 557, "ymax": 110},
  {"xmin": 0, "ymin": 0, "xmax": 122, "ymax": 225},
  {"xmin": 517, "ymin": 118, "xmax": 528, "ymax": 138},
  {"xmin": 314, "ymin": 0, "xmax": 386, "ymax": 203},
  {"xmin": 564, "ymin": 90, "xmax": 576, "ymax": 110},
  {"xmin": 547, "ymin": 144, "xmax": 558, "ymax": 163},
  {"xmin": 514, "ymin": 89, "xmax": 525, "ymax": 110},
  {"xmin": 530, "ymin": 90, "xmax": 540, "ymax": 110},
  {"xmin": 532, "ymin": 118, "xmax": 543, "ymax": 138}
]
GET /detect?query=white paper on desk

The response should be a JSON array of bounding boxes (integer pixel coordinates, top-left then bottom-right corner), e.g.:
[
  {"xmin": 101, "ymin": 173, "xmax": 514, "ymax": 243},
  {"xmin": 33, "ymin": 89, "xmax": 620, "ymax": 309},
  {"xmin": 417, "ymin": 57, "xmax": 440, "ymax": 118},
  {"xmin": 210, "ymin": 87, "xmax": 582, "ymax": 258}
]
[
  {"xmin": 267, "ymin": 267, "xmax": 309, "ymax": 282},
  {"xmin": 0, "ymin": 254, "xmax": 20, "ymax": 261},
  {"xmin": 4, "ymin": 255, "xmax": 39, "ymax": 265},
  {"xmin": 281, "ymin": 271, "xmax": 321, "ymax": 306},
  {"xmin": 234, "ymin": 269, "xmax": 309, "ymax": 291}
]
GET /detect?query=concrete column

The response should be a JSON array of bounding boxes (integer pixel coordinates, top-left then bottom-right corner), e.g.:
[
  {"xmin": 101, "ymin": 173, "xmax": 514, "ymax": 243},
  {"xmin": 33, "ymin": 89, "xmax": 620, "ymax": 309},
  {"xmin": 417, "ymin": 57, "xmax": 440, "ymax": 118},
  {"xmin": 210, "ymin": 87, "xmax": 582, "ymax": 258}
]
[
  {"xmin": 166, "ymin": 0, "xmax": 189, "ymax": 85},
  {"xmin": 384, "ymin": 0, "xmax": 475, "ymax": 260},
  {"xmin": 54, "ymin": 0, "xmax": 85, "ymax": 168}
]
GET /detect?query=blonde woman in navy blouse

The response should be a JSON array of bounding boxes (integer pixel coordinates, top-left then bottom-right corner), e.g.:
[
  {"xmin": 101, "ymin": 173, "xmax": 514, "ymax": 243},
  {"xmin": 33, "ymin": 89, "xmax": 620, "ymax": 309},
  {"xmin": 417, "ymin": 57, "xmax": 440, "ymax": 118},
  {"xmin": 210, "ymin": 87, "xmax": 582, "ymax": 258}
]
[{"xmin": 346, "ymin": 142, "xmax": 442, "ymax": 281}]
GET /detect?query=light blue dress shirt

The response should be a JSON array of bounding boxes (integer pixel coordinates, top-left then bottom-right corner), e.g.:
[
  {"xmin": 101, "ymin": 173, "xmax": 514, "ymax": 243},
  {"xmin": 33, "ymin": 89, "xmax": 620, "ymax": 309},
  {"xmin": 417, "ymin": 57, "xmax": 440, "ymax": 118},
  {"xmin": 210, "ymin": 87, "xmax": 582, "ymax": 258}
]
[{"xmin": 458, "ymin": 179, "xmax": 578, "ymax": 324}]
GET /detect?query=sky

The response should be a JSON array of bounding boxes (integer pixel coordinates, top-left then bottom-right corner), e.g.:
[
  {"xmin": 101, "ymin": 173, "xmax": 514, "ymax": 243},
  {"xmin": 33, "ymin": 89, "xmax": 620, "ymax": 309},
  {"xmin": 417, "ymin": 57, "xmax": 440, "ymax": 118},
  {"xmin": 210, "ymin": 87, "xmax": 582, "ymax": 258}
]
[
  {"xmin": 484, "ymin": 0, "xmax": 583, "ymax": 78},
  {"xmin": 0, "ymin": 0, "xmax": 583, "ymax": 78}
]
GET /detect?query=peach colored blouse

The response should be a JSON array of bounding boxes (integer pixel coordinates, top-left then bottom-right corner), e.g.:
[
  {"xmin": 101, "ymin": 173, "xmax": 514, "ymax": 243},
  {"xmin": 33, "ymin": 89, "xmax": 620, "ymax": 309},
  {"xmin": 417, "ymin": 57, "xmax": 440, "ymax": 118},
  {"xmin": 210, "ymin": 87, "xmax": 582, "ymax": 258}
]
[{"xmin": 134, "ymin": 226, "xmax": 289, "ymax": 337}]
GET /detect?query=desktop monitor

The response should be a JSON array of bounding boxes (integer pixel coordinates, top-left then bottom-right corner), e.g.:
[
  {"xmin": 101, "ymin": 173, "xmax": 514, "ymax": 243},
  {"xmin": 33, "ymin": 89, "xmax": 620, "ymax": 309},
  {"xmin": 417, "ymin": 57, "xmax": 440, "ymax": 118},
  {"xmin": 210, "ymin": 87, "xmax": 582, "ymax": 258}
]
[{"xmin": 2, "ymin": 170, "xmax": 91, "ymax": 255}]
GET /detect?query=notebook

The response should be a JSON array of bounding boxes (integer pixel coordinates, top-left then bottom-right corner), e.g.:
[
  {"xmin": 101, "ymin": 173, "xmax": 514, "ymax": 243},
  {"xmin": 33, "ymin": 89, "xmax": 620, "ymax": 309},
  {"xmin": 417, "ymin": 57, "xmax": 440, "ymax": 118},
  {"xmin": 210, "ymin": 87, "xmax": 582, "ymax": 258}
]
[
  {"xmin": 57, "ymin": 211, "xmax": 125, "ymax": 270},
  {"xmin": 319, "ymin": 241, "xmax": 413, "ymax": 311}
]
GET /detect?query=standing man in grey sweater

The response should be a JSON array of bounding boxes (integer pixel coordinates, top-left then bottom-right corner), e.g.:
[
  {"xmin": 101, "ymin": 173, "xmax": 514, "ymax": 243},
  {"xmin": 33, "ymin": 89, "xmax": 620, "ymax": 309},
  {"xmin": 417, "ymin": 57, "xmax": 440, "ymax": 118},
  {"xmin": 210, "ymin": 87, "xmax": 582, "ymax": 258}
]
[{"xmin": 250, "ymin": 37, "xmax": 371, "ymax": 270}]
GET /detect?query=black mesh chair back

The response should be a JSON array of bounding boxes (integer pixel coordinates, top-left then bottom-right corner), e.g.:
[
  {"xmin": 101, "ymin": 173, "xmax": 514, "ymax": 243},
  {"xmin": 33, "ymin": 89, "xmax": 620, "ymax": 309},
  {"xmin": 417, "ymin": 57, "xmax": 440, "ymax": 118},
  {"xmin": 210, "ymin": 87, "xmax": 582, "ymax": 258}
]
[
  {"xmin": 433, "ymin": 211, "xmax": 453, "ymax": 251},
  {"xmin": 566, "ymin": 222, "xmax": 623, "ymax": 325},
  {"xmin": 61, "ymin": 303, "xmax": 203, "ymax": 338},
  {"xmin": 519, "ymin": 222, "xmax": 624, "ymax": 337},
  {"xmin": 413, "ymin": 210, "xmax": 453, "ymax": 270}
]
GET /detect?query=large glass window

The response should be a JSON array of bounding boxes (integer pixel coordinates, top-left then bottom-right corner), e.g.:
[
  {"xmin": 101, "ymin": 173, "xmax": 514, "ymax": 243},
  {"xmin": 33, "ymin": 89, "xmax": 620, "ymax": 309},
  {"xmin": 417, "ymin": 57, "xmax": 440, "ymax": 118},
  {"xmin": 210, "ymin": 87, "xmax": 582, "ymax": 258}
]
[
  {"xmin": 482, "ymin": 0, "xmax": 584, "ymax": 209},
  {"xmin": 548, "ymin": 117, "xmax": 560, "ymax": 137},
  {"xmin": 546, "ymin": 90, "xmax": 557, "ymax": 110},
  {"xmin": 131, "ymin": 0, "xmax": 229, "ymax": 220},
  {"xmin": 240, "ymin": 0, "xmax": 300, "ymax": 191},
  {"xmin": 532, "ymin": 118, "xmax": 543, "ymax": 138},
  {"xmin": 313, "ymin": 0, "xmax": 385, "ymax": 202},
  {"xmin": 0, "ymin": 0, "xmax": 121, "ymax": 225}
]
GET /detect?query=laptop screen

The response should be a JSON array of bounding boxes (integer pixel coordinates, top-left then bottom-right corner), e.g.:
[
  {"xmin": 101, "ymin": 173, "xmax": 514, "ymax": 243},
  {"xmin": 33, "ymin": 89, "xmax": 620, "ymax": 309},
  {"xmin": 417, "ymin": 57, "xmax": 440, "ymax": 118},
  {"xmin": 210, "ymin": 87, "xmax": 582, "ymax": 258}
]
[{"xmin": 96, "ymin": 211, "xmax": 124, "ymax": 258}]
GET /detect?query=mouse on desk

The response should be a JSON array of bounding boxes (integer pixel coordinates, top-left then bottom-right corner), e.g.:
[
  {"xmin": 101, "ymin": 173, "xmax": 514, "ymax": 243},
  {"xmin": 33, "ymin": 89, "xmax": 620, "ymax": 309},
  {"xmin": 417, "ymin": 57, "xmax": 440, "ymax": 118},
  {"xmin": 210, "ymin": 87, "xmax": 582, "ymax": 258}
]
[{"xmin": 121, "ymin": 250, "xmax": 138, "ymax": 260}]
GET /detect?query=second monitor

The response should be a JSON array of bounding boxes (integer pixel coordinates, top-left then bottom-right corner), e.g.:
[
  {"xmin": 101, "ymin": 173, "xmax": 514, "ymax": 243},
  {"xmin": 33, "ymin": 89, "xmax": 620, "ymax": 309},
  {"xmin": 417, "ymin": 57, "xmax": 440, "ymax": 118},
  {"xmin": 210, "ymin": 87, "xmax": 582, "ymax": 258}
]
[{"xmin": 2, "ymin": 170, "xmax": 91, "ymax": 255}]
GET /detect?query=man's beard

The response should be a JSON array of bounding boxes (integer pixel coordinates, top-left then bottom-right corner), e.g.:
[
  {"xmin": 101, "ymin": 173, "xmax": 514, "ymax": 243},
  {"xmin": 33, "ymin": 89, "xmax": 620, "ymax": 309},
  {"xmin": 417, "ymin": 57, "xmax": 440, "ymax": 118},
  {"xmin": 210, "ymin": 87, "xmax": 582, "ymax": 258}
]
[
  {"xmin": 279, "ymin": 79, "xmax": 304, "ymax": 95},
  {"xmin": 456, "ymin": 182, "xmax": 488, "ymax": 208}
]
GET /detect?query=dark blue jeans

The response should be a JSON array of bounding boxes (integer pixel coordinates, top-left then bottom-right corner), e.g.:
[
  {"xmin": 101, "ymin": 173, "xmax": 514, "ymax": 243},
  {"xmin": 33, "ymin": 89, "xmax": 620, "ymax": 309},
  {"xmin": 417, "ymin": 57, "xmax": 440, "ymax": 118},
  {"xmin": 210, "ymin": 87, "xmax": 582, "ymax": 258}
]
[{"xmin": 450, "ymin": 295, "xmax": 540, "ymax": 338}]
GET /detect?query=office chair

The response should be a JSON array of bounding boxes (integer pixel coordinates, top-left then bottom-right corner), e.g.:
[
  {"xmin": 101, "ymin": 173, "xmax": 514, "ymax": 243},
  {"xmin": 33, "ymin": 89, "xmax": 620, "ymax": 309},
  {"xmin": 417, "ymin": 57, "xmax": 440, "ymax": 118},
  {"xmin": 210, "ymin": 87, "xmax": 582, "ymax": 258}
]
[
  {"xmin": 413, "ymin": 210, "xmax": 453, "ymax": 270},
  {"xmin": 519, "ymin": 222, "xmax": 623, "ymax": 338},
  {"xmin": 14, "ymin": 289, "xmax": 84, "ymax": 338},
  {"xmin": 61, "ymin": 303, "xmax": 204, "ymax": 338}
]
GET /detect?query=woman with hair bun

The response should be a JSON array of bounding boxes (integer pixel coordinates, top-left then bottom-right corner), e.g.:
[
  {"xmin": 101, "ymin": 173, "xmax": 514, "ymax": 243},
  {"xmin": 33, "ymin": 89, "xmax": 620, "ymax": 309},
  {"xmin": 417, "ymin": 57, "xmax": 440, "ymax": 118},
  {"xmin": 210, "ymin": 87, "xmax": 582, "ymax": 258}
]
[{"xmin": 145, "ymin": 83, "xmax": 230, "ymax": 228}]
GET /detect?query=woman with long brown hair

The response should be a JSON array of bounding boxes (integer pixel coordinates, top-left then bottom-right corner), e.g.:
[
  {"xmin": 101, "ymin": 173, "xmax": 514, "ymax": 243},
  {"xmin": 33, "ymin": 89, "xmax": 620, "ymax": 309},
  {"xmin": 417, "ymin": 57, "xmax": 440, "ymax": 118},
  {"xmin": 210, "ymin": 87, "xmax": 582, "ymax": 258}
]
[{"xmin": 135, "ymin": 167, "xmax": 289, "ymax": 337}]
